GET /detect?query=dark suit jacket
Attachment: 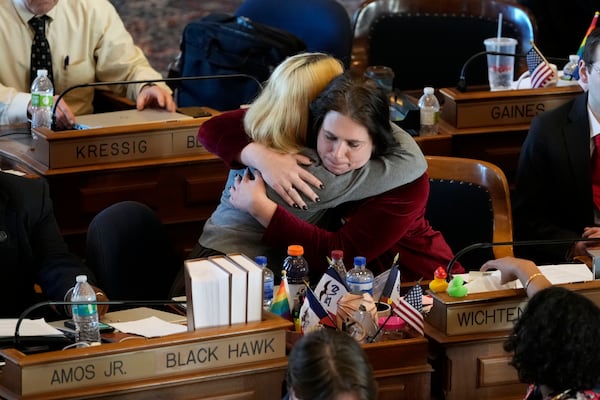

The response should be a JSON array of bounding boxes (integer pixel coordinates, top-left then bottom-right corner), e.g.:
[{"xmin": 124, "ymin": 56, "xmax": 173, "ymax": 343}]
[
  {"xmin": 0, "ymin": 172, "xmax": 93, "ymax": 317},
  {"xmin": 513, "ymin": 92, "xmax": 595, "ymax": 263}
]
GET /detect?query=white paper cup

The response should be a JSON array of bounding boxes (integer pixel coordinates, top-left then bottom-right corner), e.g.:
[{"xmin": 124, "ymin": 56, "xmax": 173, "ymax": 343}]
[{"xmin": 376, "ymin": 301, "xmax": 391, "ymax": 319}]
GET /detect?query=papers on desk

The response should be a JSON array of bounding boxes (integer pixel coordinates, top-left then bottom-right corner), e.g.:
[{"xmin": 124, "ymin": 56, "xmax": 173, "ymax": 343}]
[
  {"xmin": 108, "ymin": 317, "xmax": 187, "ymax": 338},
  {"xmin": 0, "ymin": 169, "xmax": 26, "ymax": 176},
  {"xmin": 463, "ymin": 263, "xmax": 593, "ymax": 293},
  {"xmin": 74, "ymin": 109, "xmax": 193, "ymax": 129},
  {"xmin": 100, "ymin": 307, "xmax": 187, "ymax": 338},
  {"xmin": 0, "ymin": 318, "xmax": 63, "ymax": 337}
]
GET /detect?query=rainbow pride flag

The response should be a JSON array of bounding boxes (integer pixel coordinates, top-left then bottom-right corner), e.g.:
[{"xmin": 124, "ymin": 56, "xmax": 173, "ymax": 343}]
[
  {"xmin": 270, "ymin": 274, "xmax": 292, "ymax": 320},
  {"xmin": 576, "ymin": 11, "xmax": 599, "ymax": 58}
]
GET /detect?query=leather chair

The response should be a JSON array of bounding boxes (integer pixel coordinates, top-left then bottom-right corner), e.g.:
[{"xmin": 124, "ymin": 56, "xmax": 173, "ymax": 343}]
[
  {"xmin": 351, "ymin": 0, "xmax": 538, "ymax": 91},
  {"xmin": 235, "ymin": 0, "xmax": 353, "ymax": 67},
  {"xmin": 425, "ymin": 156, "xmax": 514, "ymax": 270},
  {"xmin": 86, "ymin": 201, "xmax": 182, "ymax": 301}
]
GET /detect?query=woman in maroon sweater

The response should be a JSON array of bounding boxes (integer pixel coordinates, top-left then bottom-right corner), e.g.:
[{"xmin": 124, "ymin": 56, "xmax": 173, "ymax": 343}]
[{"xmin": 198, "ymin": 103, "xmax": 462, "ymax": 282}]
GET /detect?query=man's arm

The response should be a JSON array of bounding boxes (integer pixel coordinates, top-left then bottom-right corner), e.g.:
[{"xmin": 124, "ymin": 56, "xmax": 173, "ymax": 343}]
[{"xmin": 29, "ymin": 178, "xmax": 103, "ymax": 307}]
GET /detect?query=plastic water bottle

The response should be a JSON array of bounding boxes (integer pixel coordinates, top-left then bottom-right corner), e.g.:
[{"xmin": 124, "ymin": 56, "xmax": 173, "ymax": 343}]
[
  {"xmin": 70, "ymin": 275, "xmax": 101, "ymax": 344},
  {"xmin": 30, "ymin": 69, "xmax": 54, "ymax": 133},
  {"xmin": 330, "ymin": 249, "xmax": 347, "ymax": 282},
  {"xmin": 255, "ymin": 255, "xmax": 274, "ymax": 309},
  {"xmin": 562, "ymin": 54, "xmax": 579, "ymax": 81},
  {"xmin": 346, "ymin": 256, "xmax": 374, "ymax": 295},
  {"xmin": 283, "ymin": 245, "xmax": 310, "ymax": 309},
  {"xmin": 418, "ymin": 87, "xmax": 440, "ymax": 136}
]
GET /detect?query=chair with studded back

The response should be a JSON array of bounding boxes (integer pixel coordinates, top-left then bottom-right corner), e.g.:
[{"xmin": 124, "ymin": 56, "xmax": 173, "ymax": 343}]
[
  {"xmin": 425, "ymin": 156, "xmax": 514, "ymax": 270},
  {"xmin": 351, "ymin": 0, "xmax": 537, "ymax": 91}
]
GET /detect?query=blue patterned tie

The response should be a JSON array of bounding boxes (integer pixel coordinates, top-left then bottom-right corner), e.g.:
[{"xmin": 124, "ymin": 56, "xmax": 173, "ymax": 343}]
[{"xmin": 29, "ymin": 15, "xmax": 53, "ymax": 86}]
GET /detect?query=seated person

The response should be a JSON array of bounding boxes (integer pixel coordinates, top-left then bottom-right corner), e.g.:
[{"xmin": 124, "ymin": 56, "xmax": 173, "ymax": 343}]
[
  {"xmin": 1, "ymin": 0, "xmax": 174, "ymax": 129},
  {"xmin": 481, "ymin": 257, "xmax": 600, "ymax": 399},
  {"xmin": 192, "ymin": 54, "xmax": 462, "ymax": 283},
  {"xmin": 512, "ymin": 27, "xmax": 600, "ymax": 264},
  {"xmin": 285, "ymin": 328, "xmax": 377, "ymax": 400},
  {"xmin": 0, "ymin": 172, "xmax": 106, "ymax": 318}
]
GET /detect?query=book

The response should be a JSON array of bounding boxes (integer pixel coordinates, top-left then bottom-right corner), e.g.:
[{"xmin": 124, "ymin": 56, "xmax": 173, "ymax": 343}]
[
  {"xmin": 227, "ymin": 253, "xmax": 264, "ymax": 322},
  {"xmin": 184, "ymin": 258, "xmax": 230, "ymax": 330},
  {"xmin": 209, "ymin": 256, "xmax": 248, "ymax": 324}
]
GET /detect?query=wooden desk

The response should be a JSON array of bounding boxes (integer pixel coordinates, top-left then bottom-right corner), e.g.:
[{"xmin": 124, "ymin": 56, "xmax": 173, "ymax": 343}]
[
  {"xmin": 426, "ymin": 279, "xmax": 600, "ymax": 400},
  {"xmin": 0, "ymin": 313, "xmax": 291, "ymax": 400},
  {"xmin": 364, "ymin": 336, "xmax": 433, "ymax": 400}
]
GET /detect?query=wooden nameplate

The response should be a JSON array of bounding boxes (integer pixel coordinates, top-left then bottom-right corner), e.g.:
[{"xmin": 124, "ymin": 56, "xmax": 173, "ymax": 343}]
[
  {"xmin": 0, "ymin": 312, "xmax": 291, "ymax": 399},
  {"xmin": 28, "ymin": 108, "xmax": 218, "ymax": 169},
  {"xmin": 440, "ymin": 85, "xmax": 583, "ymax": 129},
  {"xmin": 426, "ymin": 279, "xmax": 600, "ymax": 336}
]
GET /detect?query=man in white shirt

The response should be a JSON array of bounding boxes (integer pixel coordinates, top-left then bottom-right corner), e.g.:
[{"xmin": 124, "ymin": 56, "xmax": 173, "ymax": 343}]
[{"xmin": 0, "ymin": 0, "xmax": 175, "ymax": 129}]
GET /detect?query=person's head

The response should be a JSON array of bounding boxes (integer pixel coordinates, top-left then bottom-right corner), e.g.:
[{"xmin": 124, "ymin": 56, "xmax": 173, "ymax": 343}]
[
  {"xmin": 504, "ymin": 286, "xmax": 600, "ymax": 393},
  {"xmin": 244, "ymin": 53, "xmax": 344, "ymax": 153},
  {"xmin": 22, "ymin": 0, "xmax": 58, "ymax": 15},
  {"xmin": 579, "ymin": 28, "xmax": 600, "ymax": 97},
  {"xmin": 308, "ymin": 72, "xmax": 396, "ymax": 175},
  {"xmin": 287, "ymin": 329, "xmax": 377, "ymax": 400}
]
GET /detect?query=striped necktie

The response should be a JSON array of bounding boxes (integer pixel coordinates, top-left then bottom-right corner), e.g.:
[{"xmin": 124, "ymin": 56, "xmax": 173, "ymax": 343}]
[
  {"xmin": 592, "ymin": 135, "xmax": 600, "ymax": 209},
  {"xmin": 29, "ymin": 15, "xmax": 54, "ymax": 86}
]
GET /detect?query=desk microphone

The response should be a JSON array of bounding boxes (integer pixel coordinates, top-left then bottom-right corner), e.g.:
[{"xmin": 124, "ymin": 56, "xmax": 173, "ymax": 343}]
[
  {"xmin": 12, "ymin": 299, "xmax": 186, "ymax": 350},
  {"xmin": 445, "ymin": 237, "xmax": 600, "ymax": 281},
  {"xmin": 457, "ymin": 50, "xmax": 570, "ymax": 92},
  {"xmin": 457, "ymin": 51, "xmax": 525, "ymax": 92},
  {"xmin": 51, "ymin": 74, "xmax": 263, "ymax": 130}
]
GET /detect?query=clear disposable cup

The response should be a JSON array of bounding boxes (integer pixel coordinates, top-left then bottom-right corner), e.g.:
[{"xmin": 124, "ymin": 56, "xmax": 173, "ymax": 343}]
[
  {"xmin": 484, "ymin": 37, "xmax": 518, "ymax": 91},
  {"xmin": 364, "ymin": 65, "xmax": 395, "ymax": 94}
]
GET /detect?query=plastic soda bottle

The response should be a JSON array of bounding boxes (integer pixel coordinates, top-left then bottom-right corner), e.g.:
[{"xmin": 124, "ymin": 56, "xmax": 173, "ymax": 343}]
[{"xmin": 283, "ymin": 245, "xmax": 309, "ymax": 309}]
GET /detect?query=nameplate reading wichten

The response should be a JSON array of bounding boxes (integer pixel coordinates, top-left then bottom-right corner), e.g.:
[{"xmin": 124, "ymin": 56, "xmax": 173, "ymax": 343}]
[
  {"xmin": 0, "ymin": 314, "xmax": 289, "ymax": 398},
  {"xmin": 440, "ymin": 85, "xmax": 583, "ymax": 129},
  {"xmin": 29, "ymin": 109, "xmax": 215, "ymax": 169}
]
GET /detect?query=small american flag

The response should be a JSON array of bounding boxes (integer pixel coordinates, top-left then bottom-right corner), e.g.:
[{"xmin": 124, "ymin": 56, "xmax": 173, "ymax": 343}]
[
  {"xmin": 526, "ymin": 46, "xmax": 555, "ymax": 88},
  {"xmin": 391, "ymin": 283, "xmax": 424, "ymax": 336}
]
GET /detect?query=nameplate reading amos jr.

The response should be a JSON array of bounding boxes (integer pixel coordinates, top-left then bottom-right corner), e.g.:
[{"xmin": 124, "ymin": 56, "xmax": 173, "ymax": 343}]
[
  {"xmin": 29, "ymin": 117, "xmax": 211, "ymax": 169},
  {"xmin": 440, "ymin": 85, "xmax": 583, "ymax": 129},
  {"xmin": 2, "ymin": 329, "xmax": 285, "ymax": 397}
]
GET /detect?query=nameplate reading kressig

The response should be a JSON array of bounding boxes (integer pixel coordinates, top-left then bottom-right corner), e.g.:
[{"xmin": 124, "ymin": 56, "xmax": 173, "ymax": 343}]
[{"xmin": 29, "ymin": 112, "xmax": 215, "ymax": 169}]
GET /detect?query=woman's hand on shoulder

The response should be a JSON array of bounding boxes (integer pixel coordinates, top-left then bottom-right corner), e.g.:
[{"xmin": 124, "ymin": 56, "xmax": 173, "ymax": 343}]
[{"xmin": 240, "ymin": 143, "xmax": 322, "ymax": 208}]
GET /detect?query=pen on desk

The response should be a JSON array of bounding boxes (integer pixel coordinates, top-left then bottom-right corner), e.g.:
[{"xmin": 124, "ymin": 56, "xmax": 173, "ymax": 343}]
[{"xmin": 63, "ymin": 55, "xmax": 69, "ymax": 70}]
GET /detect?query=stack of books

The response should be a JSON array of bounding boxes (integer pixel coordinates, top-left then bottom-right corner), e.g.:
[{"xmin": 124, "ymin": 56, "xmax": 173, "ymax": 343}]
[{"xmin": 184, "ymin": 253, "xmax": 264, "ymax": 330}]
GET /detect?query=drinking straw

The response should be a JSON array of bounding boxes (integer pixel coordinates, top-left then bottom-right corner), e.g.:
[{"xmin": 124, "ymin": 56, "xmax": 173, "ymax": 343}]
[
  {"xmin": 497, "ymin": 13, "xmax": 503, "ymax": 40},
  {"xmin": 496, "ymin": 13, "xmax": 503, "ymax": 69}
]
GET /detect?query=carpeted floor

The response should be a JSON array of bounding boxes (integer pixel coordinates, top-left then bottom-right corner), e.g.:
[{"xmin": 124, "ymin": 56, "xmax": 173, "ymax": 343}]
[{"xmin": 110, "ymin": 0, "xmax": 362, "ymax": 76}]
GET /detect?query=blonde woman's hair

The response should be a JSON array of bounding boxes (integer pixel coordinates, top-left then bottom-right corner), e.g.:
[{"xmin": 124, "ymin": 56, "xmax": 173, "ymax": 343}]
[{"xmin": 243, "ymin": 53, "xmax": 344, "ymax": 153}]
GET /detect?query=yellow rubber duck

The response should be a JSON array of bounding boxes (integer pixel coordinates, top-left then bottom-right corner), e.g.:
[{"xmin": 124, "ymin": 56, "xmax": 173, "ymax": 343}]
[
  {"xmin": 428, "ymin": 266, "xmax": 449, "ymax": 293},
  {"xmin": 447, "ymin": 276, "xmax": 468, "ymax": 298}
]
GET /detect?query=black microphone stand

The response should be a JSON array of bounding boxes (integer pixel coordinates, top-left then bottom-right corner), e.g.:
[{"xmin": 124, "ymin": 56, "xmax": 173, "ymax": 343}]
[
  {"xmin": 13, "ymin": 299, "xmax": 186, "ymax": 346},
  {"xmin": 445, "ymin": 237, "xmax": 600, "ymax": 281},
  {"xmin": 50, "ymin": 74, "xmax": 263, "ymax": 130},
  {"xmin": 457, "ymin": 50, "xmax": 526, "ymax": 92}
]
